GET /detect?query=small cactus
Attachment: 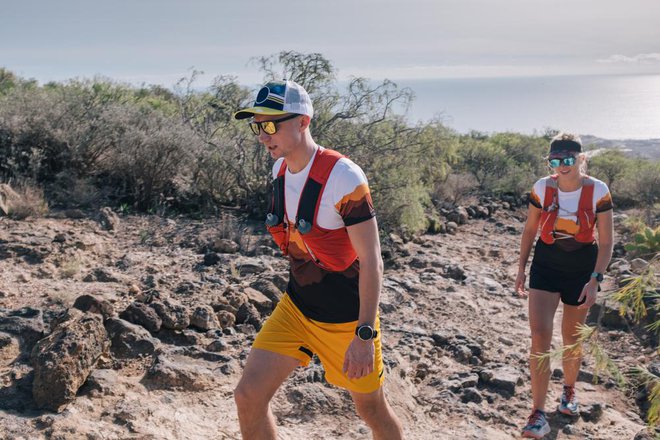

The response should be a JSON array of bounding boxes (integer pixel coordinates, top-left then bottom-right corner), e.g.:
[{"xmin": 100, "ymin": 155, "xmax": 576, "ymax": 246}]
[{"xmin": 624, "ymin": 226, "xmax": 660, "ymax": 257}]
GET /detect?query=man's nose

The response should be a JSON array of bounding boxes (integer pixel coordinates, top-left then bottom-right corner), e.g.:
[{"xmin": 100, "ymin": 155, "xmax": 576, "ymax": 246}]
[{"xmin": 258, "ymin": 129, "xmax": 271, "ymax": 143}]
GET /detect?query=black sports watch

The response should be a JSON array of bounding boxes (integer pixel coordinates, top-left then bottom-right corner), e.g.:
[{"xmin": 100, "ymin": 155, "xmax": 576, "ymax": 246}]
[
  {"xmin": 590, "ymin": 272, "xmax": 604, "ymax": 283},
  {"xmin": 355, "ymin": 325, "xmax": 378, "ymax": 341}
]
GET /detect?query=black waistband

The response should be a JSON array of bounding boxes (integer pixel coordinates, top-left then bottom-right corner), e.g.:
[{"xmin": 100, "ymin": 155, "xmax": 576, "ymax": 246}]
[{"xmin": 532, "ymin": 239, "xmax": 597, "ymax": 273}]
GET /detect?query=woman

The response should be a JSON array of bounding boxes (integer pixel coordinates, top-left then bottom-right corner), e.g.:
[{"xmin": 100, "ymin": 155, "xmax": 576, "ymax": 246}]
[{"xmin": 515, "ymin": 133, "xmax": 614, "ymax": 439}]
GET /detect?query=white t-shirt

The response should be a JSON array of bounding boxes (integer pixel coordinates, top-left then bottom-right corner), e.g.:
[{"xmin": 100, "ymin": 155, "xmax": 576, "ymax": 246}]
[
  {"xmin": 529, "ymin": 176, "xmax": 613, "ymax": 239},
  {"xmin": 272, "ymin": 146, "xmax": 373, "ymax": 230}
]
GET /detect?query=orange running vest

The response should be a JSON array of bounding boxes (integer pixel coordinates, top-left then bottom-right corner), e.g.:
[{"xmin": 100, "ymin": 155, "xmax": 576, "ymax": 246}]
[
  {"xmin": 539, "ymin": 175, "xmax": 596, "ymax": 245},
  {"xmin": 266, "ymin": 148, "xmax": 358, "ymax": 272}
]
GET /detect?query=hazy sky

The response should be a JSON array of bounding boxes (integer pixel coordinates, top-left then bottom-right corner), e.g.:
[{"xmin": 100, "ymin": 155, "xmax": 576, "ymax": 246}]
[{"xmin": 2, "ymin": 0, "xmax": 660, "ymax": 87}]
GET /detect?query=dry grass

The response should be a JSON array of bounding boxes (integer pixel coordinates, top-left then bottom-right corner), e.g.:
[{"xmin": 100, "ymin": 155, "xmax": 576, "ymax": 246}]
[
  {"xmin": 60, "ymin": 257, "xmax": 82, "ymax": 279},
  {"xmin": 3, "ymin": 182, "xmax": 49, "ymax": 220}
]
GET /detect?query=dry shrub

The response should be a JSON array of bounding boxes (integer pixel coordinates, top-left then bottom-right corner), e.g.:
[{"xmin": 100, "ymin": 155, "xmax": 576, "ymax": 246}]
[
  {"xmin": 96, "ymin": 104, "xmax": 199, "ymax": 210},
  {"xmin": 434, "ymin": 172, "xmax": 478, "ymax": 205},
  {"xmin": 49, "ymin": 173, "xmax": 102, "ymax": 209},
  {"xmin": 60, "ymin": 257, "xmax": 82, "ymax": 279},
  {"xmin": 1, "ymin": 182, "xmax": 48, "ymax": 219}
]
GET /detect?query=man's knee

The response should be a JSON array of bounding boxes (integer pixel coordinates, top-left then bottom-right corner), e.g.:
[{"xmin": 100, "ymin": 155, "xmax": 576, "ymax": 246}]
[
  {"xmin": 234, "ymin": 379, "xmax": 269, "ymax": 411},
  {"xmin": 354, "ymin": 391, "xmax": 386, "ymax": 424}
]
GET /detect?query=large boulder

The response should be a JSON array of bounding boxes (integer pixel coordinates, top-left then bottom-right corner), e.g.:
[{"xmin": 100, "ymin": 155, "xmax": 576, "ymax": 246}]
[
  {"xmin": 0, "ymin": 332, "xmax": 20, "ymax": 365},
  {"xmin": 119, "ymin": 302, "xmax": 162, "ymax": 333},
  {"xmin": 216, "ymin": 310, "xmax": 236, "ymax": 329},
  {"xmin": 447, "ymin": 207, "xmax": 469, "ymax": 225},
  {"xmin": 249, "ymin": 279, "xmax": 283, "ymax": 303},
  {"xmin": 31, "ymin": 310, "xmax": 110, "ymax": 412},
  {"xmin": 79, "ymin": 368, "xmax": 124, "ymax": 398},
  {"xmin": 587, "ymin": 301, "xmax": 628, "ymax": 330},
  {"xmin": 210, "ymin": 238, "xmax": 240, "ymax": 254},
  {"xmin": 473, "ymin": 205, "xmax": 490, "ymax": 219},
  {"xmin": 236, "ymin": 302, "xmax": 262, "ymax": 330},
  {"xmin": 243, "ymin": 287, "xmax": 273, "ymax": 314},
  {"xmin": 82, "ymin": 267, "xmax": 121, "ymax": 283},
  {"xmin": 0, "ymin": 307, "xmax": 46, "ymax": 352},
  {"xmin": 431, "ymin": 331, "xmax": 484, "ymax": 364},
  {"xmin": 105, "ymin": 318, "xmax": 159, "ymax": 359},
  {"xmin": 98, "ymin": 207, "xmax": 120, "ymax": 231},
  {"xmin": 478, "ymin": 365, "xmax": 523, "ymax": 396},
  {"xmin": 73, "ymin": 295, "xmax": 114, "ymax": 319},
  {"xmin": 444, "ymin": 264, "xmax": 466, "ymax": 281},
  {"xmin": 190, "ymin": 305, "xmax": 220, "ymax": 331},
  {"xmin": 144, "ymin": 351, "xmax": 223, "ymax": 391},
  {"xmin": 150, "ymin": 301, "xmax": 190, "ymax": 330}
]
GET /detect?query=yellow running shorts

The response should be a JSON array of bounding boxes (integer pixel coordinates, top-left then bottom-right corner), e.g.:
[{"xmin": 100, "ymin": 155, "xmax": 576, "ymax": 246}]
[{"xmin": 252, "ymin": 293, "xmax": 385, "ymax": 394}]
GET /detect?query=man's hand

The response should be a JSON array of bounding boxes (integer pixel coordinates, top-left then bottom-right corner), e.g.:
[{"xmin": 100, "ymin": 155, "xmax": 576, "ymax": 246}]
[
  {"xmin": 577, "ymin": 278, "xmax": 599, "ymax": 310},
  {"xmin": 342, "ymin": 337, "xmax": 375, "ymax": 379}
]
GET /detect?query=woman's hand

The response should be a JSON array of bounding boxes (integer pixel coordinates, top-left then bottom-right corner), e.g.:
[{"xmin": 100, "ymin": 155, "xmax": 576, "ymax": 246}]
[
  {"xmin": 577, "ymin": 278, "xmax": 599, "ymax": 310},
  {"xmin": 515, "ymin": 269, "xmax": 527, "ymax": 297}
]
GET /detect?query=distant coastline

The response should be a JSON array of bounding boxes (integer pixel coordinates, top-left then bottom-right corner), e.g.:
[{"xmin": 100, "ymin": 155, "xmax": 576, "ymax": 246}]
[
  {"xmin": 395, "ymin": 74, "xmax": 660, "ymax": 142},
  {"xmin": 581, "ymin": 135, "xmax": 660, "ymax": 160}
]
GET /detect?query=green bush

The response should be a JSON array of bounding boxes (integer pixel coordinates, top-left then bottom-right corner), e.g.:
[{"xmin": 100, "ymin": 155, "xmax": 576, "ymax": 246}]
[
  {"xmin": 0, "ymin": 60, "xmax": 658, "ymax": 234},
  {"xmin": 588, "ymin": 149, "xmax": 630, "ymax": 188},
  {"xmin": 619, "ymin": 160, "xmax": 660, "ymax": 208}
]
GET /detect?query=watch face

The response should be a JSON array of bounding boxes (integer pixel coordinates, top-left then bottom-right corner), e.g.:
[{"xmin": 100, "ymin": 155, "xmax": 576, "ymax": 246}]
[{"xmin": 357, "ymin": 326, "xmax": 374, "ymax": 340}]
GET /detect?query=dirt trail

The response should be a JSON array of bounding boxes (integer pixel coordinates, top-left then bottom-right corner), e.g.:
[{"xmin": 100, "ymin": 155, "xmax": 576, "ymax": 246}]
[{"xmin": 0, "ymin": 209, "xmax": 653, "ymax": 439}]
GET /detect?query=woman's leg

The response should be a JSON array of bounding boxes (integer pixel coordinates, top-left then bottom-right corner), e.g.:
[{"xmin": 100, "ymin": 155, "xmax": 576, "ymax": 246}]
[
  {"xmin": 528, "ymin": 289, "xmax": 561, "ymax": 411},
  {"xmin": 561, "ymin": 304, "xmax": 590, "ymax": 386}
]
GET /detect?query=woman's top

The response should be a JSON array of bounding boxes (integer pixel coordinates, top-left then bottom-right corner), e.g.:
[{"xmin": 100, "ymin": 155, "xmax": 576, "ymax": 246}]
[{"xmin": 529, "ymin": 176, "xmax": 612, "ymax": 251}]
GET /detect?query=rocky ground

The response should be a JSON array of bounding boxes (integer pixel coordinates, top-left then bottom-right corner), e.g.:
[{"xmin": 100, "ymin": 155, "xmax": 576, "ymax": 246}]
[{"xmin": 0, "ymin": 202, "xmax": 657, "ymax": 440}]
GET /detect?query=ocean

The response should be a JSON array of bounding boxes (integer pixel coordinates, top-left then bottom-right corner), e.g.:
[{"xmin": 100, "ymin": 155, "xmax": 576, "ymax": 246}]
[{"xmin": 393, "ymin": 74, "xmax": 660, "ymax": 140}]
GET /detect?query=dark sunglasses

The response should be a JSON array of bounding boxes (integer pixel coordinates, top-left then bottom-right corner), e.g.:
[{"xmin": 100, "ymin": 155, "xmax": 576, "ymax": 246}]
[
  {"xmin": 249, "ymin": 114, "xmax": 300, "ymax": 136},
  {"xmin": 548, "ymin": 156, "xmax": 577, "ymax": 168}
]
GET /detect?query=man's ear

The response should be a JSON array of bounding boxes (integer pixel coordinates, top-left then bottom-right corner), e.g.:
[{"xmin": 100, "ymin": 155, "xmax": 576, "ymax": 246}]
[{"xmin": 299, "ymin": 115, "xmax": 311, "ymax": 131}]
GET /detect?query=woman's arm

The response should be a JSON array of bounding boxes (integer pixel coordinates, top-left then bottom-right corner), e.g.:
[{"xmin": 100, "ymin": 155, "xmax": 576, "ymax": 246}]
[
  {"xmin": 577, "ymin": 209, "xmax": 614, "ymax": 309},
  {"xmin": 516, "ymin": 204, "xmax": 542, "ymax": 296},
  {"xmin": 593, "ymin": 209, "xmax": 614, "ymax": 274}
]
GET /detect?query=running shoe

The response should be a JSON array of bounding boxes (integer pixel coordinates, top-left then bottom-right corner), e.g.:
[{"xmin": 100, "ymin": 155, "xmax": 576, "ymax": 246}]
[
  {"xmin": 557, "ymin": 384, "xmax": 579, "ymax": 416},
  {"xmin": 522, "ymin": 409, "xmax": 551, "ymax": 439}
]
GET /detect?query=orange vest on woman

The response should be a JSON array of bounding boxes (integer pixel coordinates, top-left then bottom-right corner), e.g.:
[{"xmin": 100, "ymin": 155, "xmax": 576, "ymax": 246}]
[{"xmin": 539, "ymin": 175, "xmax": 596, "ymax": 245}]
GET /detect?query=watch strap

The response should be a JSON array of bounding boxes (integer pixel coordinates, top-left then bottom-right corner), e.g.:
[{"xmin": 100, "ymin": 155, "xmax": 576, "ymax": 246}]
[{"xmin": 590, "ymin": 272, "xmax": 604, "ymax": 282}]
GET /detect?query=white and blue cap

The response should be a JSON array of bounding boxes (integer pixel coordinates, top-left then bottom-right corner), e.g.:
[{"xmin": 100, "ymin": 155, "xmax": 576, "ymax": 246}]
[{"xmin": 234, "ymin": 80, "xmax": 314, "ymax": 120}]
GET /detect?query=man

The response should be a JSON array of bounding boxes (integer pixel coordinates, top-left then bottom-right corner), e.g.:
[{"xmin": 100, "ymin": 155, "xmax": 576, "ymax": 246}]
[{"xmin": 233, "ymin": 79, "xmax": 403, "ymax": 440}]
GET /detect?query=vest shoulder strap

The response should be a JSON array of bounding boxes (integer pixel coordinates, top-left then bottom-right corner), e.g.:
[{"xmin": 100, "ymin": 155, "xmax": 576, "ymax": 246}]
[
  {"xmin": 267, "ymin": 160, "xmax": 289, "ymax": 226},
  {"xmin": 543, "ymin": 175, "xmax": 558, "ymax": 210},
  {"xmin": 297, "ymin": 148, "xmax": 345, "ymax": 225},
  {"xmin": 276, "ymin": 159, "xmax": 287, "ymax": 177},
  {"xmin": 308, "ymin": 149, "xmax": 344, "ymax": 184},
  {"xmin": 578, "ymin": 176, "xmax": 595, "ymax": 209}
]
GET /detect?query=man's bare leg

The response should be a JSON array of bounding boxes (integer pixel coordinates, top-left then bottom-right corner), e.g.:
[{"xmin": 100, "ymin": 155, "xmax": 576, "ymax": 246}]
[
  {"xmin": 234, "ymin": 348, "xmax": 300, "ymax": 439},
  {"xmin": 350, "ymin": 387, "xmax": 403, "ymax": 440}
]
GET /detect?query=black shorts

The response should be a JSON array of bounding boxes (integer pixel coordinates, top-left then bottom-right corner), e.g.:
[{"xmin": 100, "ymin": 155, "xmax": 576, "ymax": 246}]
[{"xmin": 529, "ymin": 240, "xmax": 599, "ymax": 306}]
